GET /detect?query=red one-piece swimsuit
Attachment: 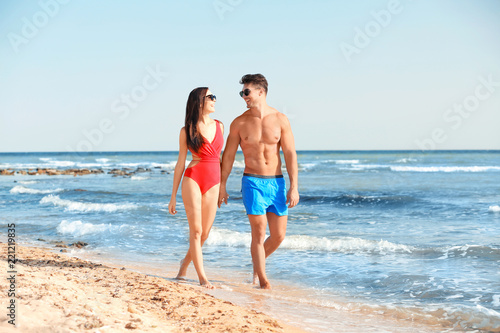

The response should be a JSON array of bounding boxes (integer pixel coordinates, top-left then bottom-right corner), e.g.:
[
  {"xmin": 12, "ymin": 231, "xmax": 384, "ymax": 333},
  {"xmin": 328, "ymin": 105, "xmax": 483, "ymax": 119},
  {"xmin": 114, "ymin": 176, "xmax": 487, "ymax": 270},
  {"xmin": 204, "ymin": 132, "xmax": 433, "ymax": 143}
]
[{"xmin": 183, "ymin": 120, "xmax": 223, "ymax": 194}]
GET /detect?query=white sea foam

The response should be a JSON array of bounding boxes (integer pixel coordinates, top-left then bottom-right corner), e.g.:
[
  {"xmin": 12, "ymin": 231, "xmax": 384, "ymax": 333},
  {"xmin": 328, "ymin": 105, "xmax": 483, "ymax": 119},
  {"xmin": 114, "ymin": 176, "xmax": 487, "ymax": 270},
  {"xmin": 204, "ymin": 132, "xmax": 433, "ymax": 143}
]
[
  {"xmin": 299, "ymin": 163, "xmax": 317, "ymax": 171},
  {"xmin": 39, "ymin": 157, "xmax": 52, "ymax": 162},
  {"xmin": 40, "ymin": 195, "xmax": 137, "ymax": 212},
  {"xmin": 131, "ymin": 176, "xmax": 149, "ymax": 181},
  {"xmin": 391, "ymin": 166, "xmax": 500, "ymax": 172},
  {"xmin": 18, "ymin": 180, "xmax": 38, "ymax": 185},
  {"xmin": 394, "ymin": 158, "xmax": 417, "ymax": 163},
  {"xmin": 75, "ymin": 162, "xmax": 105, "ymax": 168},
  {"xmin": 352, "ymin": 164, "xmax": 500, "ymax": 173},
  {"xmin": 281, "ymin": 235, "xmax": 414, "ymax": 254},
  {"xmin": 335, "ymin": 159, "xmax": 360, "ymax": 164},
  {"xmin": 488, "ymin": 205, "xmax": 500, "ymax": 213},
  {"xmin": 57, "ymin": 220, "xmax": 124, "ymax": 237},
  {"xmin": 152, "ymin": 162, "xmax": 175, "ymax": 169},
  {"xmin": 233, "ymin": 160, "xmax": 246, "ymax": 169},
  {"xmin": 95, "ymin": 158, "xmax": 109, "ymax": 163},
  {"xmin": 49, "ymin": 160, "xmax": 77, "ymax": 167},
  {"xmin": 207, "ymin": 229, "xmax": 413, "ymax": 254},
  {"xmin": 206, "ymin": 229, "xmax": 251, "ymax": 247},
  {"xmin": 10, "ymin": 185, "xmax": 64, "ymax": 195},
  {"xmin": 493, "ymin": 295, "xmax": 500, "ymax": 307}
]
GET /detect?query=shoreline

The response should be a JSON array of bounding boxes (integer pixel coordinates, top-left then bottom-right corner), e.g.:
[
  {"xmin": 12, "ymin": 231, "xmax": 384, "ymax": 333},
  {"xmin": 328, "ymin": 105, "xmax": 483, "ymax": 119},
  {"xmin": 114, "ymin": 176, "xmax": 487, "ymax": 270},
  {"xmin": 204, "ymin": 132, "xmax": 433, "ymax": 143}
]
[
  {"xmin": 0, "ymin": 242, "xmax": 305, "ymax": 332},
  {"xmin": 1, "ymin": 241, "xmax": 447, "ymax": 333}
]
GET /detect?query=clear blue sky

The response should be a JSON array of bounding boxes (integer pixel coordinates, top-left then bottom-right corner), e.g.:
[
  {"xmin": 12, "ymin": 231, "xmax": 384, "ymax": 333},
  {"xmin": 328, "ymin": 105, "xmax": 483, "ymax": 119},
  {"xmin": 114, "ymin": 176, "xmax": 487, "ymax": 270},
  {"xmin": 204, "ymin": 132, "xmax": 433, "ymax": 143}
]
[{"xmin": 1, "ymin": 0, "xmax": 499, "ymax": 152}]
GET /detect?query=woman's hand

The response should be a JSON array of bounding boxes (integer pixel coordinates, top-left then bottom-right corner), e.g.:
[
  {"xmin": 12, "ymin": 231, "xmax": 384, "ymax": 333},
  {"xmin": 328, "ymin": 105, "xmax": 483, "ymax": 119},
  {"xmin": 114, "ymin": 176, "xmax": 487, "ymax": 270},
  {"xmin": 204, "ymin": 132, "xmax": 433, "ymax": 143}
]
[{"xmin": 168, "ymin": 199, "xmax": 177, "ymax": 215}]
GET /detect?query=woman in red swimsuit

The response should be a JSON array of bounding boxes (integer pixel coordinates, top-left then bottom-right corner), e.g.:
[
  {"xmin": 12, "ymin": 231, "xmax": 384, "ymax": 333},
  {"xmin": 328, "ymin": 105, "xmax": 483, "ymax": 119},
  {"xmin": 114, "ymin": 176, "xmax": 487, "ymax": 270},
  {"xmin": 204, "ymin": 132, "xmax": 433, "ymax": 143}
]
[{"xmin": 168, "ymin": 87, "xmax": 223, "ymax": 289}]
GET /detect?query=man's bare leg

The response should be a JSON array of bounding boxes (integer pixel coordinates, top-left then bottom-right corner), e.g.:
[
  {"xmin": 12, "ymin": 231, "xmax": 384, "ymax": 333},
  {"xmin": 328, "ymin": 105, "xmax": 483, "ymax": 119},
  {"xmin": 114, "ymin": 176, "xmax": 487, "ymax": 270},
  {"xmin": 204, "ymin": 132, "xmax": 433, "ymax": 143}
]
[
  {"xmin": 248, "ymin": 214, "xmax": 271, "ymax": 289},
  {"xmin": 252, "ymin": 213, "xmax": 288, "ymax": 285}
]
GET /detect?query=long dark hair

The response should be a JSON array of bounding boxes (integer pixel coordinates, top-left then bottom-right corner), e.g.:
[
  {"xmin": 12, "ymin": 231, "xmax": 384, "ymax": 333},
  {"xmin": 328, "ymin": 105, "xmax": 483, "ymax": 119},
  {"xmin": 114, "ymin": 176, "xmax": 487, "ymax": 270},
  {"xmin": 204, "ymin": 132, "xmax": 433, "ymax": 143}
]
[{"xmin": 185, "ymin": 87, "xmax": 208, "ymax": 153}]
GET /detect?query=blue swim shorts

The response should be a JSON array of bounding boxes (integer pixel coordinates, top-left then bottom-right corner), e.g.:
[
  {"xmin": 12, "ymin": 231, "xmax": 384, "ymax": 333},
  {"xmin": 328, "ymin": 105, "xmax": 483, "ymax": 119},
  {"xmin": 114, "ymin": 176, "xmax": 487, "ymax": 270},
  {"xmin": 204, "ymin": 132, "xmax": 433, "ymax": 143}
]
[{"xmin": 241, "ymin": 173, "xmax": 288, "ymax": 216}]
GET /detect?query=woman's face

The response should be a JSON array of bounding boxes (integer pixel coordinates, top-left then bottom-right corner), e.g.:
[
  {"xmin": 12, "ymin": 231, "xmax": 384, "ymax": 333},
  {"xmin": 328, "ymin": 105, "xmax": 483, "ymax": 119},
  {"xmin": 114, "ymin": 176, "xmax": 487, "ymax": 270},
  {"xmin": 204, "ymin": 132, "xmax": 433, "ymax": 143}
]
[{"xmin": 202, "ymin": 89, "xmax": 216, "ymax": 114}]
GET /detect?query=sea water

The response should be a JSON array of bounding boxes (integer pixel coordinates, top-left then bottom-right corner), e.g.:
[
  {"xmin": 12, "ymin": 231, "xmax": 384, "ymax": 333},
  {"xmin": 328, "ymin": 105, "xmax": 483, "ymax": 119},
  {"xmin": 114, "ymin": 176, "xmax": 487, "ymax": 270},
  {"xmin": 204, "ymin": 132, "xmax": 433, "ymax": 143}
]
[{"xmin": 1, "ymin": 151, "xmax": 499, "ymax": 332}]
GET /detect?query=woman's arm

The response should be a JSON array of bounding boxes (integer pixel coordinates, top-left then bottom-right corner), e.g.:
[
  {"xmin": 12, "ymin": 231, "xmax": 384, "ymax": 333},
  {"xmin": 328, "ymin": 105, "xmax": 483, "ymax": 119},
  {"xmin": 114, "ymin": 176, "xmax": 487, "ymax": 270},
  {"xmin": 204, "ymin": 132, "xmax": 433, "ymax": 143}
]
[{"xmin": 168, "ymin": 128, "xmax": 188, "ymax": 215}]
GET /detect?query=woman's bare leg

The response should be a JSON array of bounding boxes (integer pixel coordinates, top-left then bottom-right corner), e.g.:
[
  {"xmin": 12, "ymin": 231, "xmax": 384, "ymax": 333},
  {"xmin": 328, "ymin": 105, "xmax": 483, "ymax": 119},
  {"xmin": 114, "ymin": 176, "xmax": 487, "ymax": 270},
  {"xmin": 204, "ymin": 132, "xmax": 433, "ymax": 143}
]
[{"xmin": 181, "ymin": 178, "xmax": 218, "ymax": 288}]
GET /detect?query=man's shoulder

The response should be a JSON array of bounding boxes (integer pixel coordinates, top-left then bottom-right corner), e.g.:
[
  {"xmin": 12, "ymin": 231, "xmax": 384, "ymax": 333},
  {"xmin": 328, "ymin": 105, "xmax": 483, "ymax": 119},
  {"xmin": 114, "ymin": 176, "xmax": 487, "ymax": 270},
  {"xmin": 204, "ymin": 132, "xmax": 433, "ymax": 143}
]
[
  {"xmin": 267, "ymin": 107, "xmax": 289, "ymax": 124},
  {"xmin": 231, "ymin": 110, "xmax": 251, "ymax": 123}
]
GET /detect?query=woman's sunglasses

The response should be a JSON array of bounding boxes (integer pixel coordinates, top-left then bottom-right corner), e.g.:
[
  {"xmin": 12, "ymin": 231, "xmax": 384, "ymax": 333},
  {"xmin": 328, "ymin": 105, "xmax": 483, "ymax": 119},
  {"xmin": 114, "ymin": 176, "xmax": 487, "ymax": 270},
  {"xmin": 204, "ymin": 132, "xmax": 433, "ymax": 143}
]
[{"xmin": 205, "ymin": 94, "xmax": 216, "ymax": 101}]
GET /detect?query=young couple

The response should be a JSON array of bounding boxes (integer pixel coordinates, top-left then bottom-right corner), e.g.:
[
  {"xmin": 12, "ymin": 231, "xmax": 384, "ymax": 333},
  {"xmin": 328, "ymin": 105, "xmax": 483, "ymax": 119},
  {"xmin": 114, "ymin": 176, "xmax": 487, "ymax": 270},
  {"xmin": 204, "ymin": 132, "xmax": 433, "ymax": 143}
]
[{"xmin": 168, "ymin": 74, "xmax": 299, "ymax": 289}]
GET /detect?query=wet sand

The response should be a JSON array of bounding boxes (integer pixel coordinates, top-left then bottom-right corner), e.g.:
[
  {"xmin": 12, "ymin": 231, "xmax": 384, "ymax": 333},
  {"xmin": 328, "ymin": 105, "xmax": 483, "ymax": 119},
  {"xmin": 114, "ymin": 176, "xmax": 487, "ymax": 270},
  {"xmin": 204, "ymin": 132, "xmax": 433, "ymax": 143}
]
[{"xmin": 0, "ymin": 243, "xmax": 305, "ymax": 332}]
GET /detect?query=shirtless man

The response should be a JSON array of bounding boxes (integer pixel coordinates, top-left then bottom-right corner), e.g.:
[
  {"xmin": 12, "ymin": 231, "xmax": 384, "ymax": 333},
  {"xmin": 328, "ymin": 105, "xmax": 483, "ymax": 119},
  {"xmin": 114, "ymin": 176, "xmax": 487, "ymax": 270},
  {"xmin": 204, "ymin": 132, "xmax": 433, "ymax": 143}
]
[{"xmin": 218, "ymin": 74, "xmax": 299, "ymax": 289}]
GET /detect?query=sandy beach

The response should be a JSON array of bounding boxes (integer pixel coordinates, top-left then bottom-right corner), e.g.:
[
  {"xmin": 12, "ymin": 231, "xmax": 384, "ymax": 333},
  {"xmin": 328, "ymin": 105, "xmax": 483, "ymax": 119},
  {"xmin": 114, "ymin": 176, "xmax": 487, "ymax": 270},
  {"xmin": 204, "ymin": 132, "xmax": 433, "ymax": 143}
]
[{"xmin": 0, "ymin": 242, "xmax": 305, "ymax": 333}]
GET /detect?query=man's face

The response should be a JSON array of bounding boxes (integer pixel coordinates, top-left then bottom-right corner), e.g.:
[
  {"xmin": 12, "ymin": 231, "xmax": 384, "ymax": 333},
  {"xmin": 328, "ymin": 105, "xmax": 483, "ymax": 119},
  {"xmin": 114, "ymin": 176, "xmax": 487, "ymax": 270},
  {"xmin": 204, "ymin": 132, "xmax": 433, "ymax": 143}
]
[{"xmin": 241, "ymin": 84, "xmax": 262, "ymax": 108}]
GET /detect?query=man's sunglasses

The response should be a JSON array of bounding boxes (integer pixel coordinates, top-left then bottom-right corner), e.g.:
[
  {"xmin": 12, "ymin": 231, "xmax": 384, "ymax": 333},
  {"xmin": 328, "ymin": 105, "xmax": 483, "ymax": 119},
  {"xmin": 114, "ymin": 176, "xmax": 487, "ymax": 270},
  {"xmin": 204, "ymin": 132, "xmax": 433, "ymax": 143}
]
[
  {"xmin": 239, "ymin": 89, "xmax": 252, "ymax": 97},
  {"xmin": 205, "ymin": 94, "xmax": 216, "ymax": 101}
]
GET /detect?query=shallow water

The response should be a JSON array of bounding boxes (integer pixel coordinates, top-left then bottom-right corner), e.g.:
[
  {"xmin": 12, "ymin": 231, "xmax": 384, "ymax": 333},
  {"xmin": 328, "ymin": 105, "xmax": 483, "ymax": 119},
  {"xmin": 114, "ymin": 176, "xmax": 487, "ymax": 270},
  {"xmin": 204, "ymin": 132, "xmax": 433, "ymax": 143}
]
[{"xmin": 1, "ymin": 151, "xmax": 499, "ymax": 332}]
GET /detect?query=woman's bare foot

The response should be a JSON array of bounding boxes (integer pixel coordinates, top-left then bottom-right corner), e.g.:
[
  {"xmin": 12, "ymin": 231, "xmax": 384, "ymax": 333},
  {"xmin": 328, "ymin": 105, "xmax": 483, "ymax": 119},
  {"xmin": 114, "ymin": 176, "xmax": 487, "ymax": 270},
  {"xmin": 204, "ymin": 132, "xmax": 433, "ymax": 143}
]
[
  {"xmin": 200, "ymin": 280, "xmax": 215, "ymax": 289},
  {"xmin": 253, "ymin": 272, "xmax": 259, "ymax": 285},
  {"xmin": 175, "ymin": 259, "xmax": 189, "ymax": 280},
  {"xmin": 253, "ymin": 272, "xmax": 271, "ymax": 289},
  {"xmin": 260, "ymin": 280, "xmax": 272, "ymax": 289}
]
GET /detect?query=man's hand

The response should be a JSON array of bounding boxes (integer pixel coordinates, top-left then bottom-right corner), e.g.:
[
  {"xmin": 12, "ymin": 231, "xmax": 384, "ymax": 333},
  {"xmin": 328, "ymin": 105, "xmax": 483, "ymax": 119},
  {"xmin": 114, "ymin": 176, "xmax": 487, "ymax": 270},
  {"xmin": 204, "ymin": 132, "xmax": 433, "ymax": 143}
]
[
  {"xmin": 218, "ymin": 186, "xmax": 229, "ymax": 208},
  {"xmin": 286, "ymin": 188, "xmax": 299, "ymax": 208}
]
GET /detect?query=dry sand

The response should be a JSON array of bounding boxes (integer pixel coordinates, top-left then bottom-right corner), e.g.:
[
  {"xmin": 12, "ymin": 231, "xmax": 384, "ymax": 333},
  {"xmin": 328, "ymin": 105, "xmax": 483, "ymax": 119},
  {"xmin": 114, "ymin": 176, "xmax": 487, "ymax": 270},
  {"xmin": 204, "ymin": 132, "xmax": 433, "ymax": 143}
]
[{"xmin": 0, "ymin": 243, "xmax": 306, "ymax": 333}]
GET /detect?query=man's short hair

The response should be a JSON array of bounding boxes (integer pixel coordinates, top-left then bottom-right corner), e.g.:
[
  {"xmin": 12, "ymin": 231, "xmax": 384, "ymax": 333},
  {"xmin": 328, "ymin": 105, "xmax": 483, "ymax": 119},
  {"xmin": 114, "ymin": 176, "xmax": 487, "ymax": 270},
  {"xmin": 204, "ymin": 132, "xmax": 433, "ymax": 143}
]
[{"xmin": 240, "ymin": 74, "xmax": 268, "ymax": 94}]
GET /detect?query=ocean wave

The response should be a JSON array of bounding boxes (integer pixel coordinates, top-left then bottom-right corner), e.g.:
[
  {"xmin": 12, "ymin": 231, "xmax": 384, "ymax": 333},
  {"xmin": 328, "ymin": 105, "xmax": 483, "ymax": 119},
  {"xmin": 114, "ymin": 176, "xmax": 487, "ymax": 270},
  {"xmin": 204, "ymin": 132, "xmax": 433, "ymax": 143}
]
[
  {"xmin": 301, "ymin": 194, "xmax": 415, "ymax": 207},
  {"xmin": 205, "ymin": 229, "xmax": 251, "ymax": 247},
  {"xmin": 299, "ymin": 163, "xmax": 317, "ymax": 171},
  {"xmin": 437, "ymin": 244, "xmax": 500, "ymax": 260},
  {"xmin": 299, "ymin": 159, "xmax": 360, "ymax": 171},
  {"xmin": 40, "ymin": 195, "xmax": 137, "ymax": 213},
  {"xmin": 75, "ymin": 162, "xmax": 107, "ymax": 168},
  {"xmin": 391, "ymin": 165, "xmax": 500, "ymax": 173},
  {"xmin": 350, "ymin": 164, "xmax": 500, "ymax": 173},
  {"xmin": 46, "ymin": 160, "xmax": 77, "ymax": 167},
  {"xmin": 10, "ymin": 185, "xmax": 64, "ymax": 195},
  {"xmin": 394, "ymin": 157, "xmax": 418, "ymax": 163},
  {"xmin": 493, "ymin": 295, "xmax": 500, "ymax": 307},
  {"xmin": 207, "ymin": 229, "xmax": 413, "ymax": 254},
  {"xmin": 18, "ymin": 180, "xmax": 38, "ymax": 185},
  {"xmin": 489, "ymin": 205, "xmax": 500, "ymax": 213},
  {"xmin": 95, "ymin": 158, "xmax": 110, "ymax": 163},
  {"xmin": 152, "ymin": 162, "xmax": 175, "ymax": 169},
  {"xmin": 57, "ymin": 220, "xmax": 126, "ymax": 237},
  {"xmin": 281, "ymin": 235, "xmax": 414, "ymax": 254},
  {"xmin": 233, "ymin": 160, "xmax": 245, "ymax": 169},
  {"xmin": 412, "ymin": 244, "xmax": 500, "ymax": 260},
  {"xmin": 334, "ymin": 159, "xmax": 360, "ymax": 164}
]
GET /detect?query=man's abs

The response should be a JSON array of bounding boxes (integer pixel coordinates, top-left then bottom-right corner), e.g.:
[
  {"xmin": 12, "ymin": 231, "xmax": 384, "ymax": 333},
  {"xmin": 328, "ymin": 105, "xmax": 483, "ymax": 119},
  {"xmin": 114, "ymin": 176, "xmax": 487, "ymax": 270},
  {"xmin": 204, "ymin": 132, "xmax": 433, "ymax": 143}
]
[{"xmin": 241, "ymin": 145, "xmax": 282, "ymax": 176}]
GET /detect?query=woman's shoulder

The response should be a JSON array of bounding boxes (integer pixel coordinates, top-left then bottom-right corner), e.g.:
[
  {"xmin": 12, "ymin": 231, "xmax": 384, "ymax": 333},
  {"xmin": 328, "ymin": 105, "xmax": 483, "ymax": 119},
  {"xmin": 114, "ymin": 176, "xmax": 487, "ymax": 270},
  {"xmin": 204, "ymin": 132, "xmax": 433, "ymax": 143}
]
[{"xmin": 214, "ymin": 119, "xmax": 224, "ymax": 131}]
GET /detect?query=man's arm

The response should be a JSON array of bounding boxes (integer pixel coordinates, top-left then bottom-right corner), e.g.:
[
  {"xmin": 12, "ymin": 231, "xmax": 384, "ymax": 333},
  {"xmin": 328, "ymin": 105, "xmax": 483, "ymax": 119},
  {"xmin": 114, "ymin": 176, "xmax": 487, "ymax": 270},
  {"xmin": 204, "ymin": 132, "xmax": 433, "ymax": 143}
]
[
  {"xmin": 218, "ymin": 119, "xmax": 241, "ymax": 207},
  {"xmin": 279, "ymin": 114, "xmax": 299, "ymax": 208}
]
